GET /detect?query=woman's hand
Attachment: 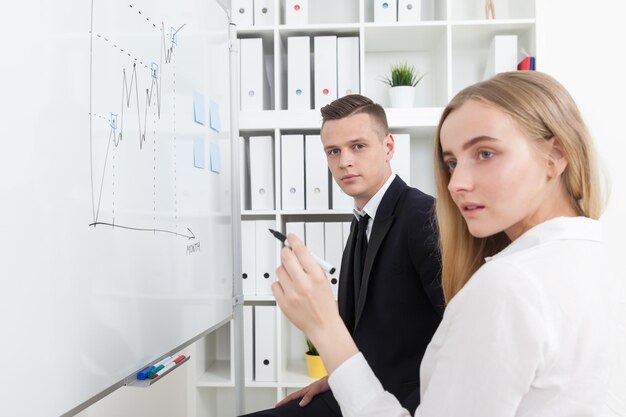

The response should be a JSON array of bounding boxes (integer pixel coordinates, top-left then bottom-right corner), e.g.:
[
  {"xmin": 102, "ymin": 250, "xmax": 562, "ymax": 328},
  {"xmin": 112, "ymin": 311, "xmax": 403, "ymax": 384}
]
[{"xmin": 272, "ymin": 234, "xmax": 359, "ymax": 375}]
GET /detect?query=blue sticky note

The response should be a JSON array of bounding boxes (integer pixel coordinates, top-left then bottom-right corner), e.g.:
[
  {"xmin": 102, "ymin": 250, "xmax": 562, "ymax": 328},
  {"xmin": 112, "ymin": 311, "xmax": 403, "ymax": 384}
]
[
  {"xmin": 210, "ymin": 142, "xmax": 221, "ymax": 173},
  {"xmin": 193, "ymin": 137, "xmax": 205, "ymax": 169},
  {"xmin": 209, "ymin": 100, "xmax": 221, "ymax": 132},
  {"xmin": 193, "ymin": 92, "xmax": 206, "ymax": 125}
]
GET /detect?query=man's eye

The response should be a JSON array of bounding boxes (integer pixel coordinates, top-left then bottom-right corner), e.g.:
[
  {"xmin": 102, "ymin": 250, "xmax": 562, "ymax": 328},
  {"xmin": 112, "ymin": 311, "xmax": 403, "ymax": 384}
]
[
  {"xmin": 328, "ymin": 149, "xmax": 339, "ymax": 156},
  {"xmin": 354, "ymin": 144, "xmax": 365, "ymax": 150},
  {"xmin": 478, "ymin": 150, "xmax": 493, "ymax": 160}
]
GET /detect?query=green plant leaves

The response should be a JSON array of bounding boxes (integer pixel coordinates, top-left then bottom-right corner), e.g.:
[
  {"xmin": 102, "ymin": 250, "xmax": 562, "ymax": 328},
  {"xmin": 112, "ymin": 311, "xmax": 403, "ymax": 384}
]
[{"xmin": 382, "ymin": 62, "xmax": 424, "ymax": 87}]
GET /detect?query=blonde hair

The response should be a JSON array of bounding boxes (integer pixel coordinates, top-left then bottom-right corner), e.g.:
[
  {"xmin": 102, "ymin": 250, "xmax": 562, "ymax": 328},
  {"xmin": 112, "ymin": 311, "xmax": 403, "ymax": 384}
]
[{"xmin": 435, "ymin": 71, "xmax": 604, "ymax": 303}]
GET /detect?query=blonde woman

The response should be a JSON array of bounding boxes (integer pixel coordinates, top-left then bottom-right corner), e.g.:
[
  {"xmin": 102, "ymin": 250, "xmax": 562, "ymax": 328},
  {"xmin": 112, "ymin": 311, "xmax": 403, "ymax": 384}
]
[{"xmin": 272, "ymin": 71, "xmax": 617, "ymax": 416}]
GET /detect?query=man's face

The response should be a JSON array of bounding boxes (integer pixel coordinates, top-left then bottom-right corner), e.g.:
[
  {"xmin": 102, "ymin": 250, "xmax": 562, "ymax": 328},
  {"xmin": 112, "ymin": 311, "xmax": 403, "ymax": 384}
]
[{"xmin": 321, "ymin": 113, "xmax": 394, "ymax": 209}]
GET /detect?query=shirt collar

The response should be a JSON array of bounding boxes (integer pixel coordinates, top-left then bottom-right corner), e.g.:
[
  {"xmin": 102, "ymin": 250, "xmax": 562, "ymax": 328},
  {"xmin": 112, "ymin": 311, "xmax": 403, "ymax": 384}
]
[
  {"xmin": 485, "ymin": 216, "xmax": 603, "ymax": 262},
  {"xmin": 353, "ymin": 174, "xmax": 396, "ymax": 222}
]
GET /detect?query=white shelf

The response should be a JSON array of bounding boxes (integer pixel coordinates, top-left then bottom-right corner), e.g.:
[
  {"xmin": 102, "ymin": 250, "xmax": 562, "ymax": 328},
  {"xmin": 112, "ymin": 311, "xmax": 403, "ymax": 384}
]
[
  {"xmin": 244, "ymin": 295, "xmax": 275, "ymax": 302},
  {"xmin": 197, "ymin": 360, "xmax": 234, "ymax": 387},
  {"xmin": 240, "ymin": 107, "xmax": 443, "ymax": 130},
  {"xmin": 280, "ymin": 361, "xmax": 317, "ymax": 388}
]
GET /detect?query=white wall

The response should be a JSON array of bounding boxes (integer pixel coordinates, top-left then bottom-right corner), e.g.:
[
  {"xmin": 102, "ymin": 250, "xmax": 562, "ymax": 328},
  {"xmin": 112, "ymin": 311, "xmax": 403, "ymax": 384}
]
[{"xmin": 538, "ymin": 1, "xmax": 626, "ymax": 413}]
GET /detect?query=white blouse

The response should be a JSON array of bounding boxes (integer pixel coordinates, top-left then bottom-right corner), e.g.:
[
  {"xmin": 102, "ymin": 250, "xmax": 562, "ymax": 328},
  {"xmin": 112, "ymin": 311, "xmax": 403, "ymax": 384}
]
[{"xmin": 329, "ymin": 217, "xmax": 617, "ymax": 417}]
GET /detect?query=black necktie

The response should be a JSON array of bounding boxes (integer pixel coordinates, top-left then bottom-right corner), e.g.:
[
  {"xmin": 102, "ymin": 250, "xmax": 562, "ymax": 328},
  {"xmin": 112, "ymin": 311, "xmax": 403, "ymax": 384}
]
[{"xmin": 353, "ymin": 213, "xmax": 370, "ymax": 297}]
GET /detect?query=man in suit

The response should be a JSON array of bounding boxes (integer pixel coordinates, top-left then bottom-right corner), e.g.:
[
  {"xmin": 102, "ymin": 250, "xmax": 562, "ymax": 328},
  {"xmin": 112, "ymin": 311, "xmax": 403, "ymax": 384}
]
[{"xmin": 241, "ymin": 94, "xmax": 444, "ymax": 416}]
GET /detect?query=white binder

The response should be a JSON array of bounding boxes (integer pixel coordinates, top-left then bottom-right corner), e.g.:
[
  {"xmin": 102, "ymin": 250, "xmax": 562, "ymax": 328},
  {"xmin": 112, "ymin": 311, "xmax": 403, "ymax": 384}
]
[
  {"xmin": 314, "ymin": 36, "xmax": 338, "ymax": 109},
  {"xmin": 240, "ymin": 136, "xmax": 250, "ymax": 210},
  {"xmin": 391, "ymin": 133, "xmax": 411, "ymax": 185},
  {"xmin": 254, "ymin": 305, "xmax": 277, "ymax": 382},
  {"xmin": 324, "ymin": 222, "xmax": 343, "ymax": 298},
  {"xmin": 483, "ymin": 35, "xmax": 518, "ymax": 80},
  {"xmin": 337, "ymin": 37, "xmax": 360, "ymax": 97},
  {"xmin": 232, "ymin": 0, "xmax": 254, "ymax": 27},
  {"xmin": 287, "ymin": 36, "xmax": 311, "ymax": 110},
  {"xmin": 241, "ymin": 220, "xmax": 256, "ymax": 296},
  {"xmin": 255, "ymin": 219, "xmax": 277, "ymax": 295},
  {"xmin": 254, "ymin": 0, "xmax": 274, "ymax": 26},
  {"xmin": 398, "ymin": 0, "xmax": 421, "ymax": 22},
  {"xmin": 240, "ymin": 38, "xmax": 264, "ymax": 110},
  {"xmin": 305, "ymin": 134, "xmax": 329, "ymax": 210},
  {"xmin": 281, "ymin": 134, "xmax": 305, "ymax": 210},
  {"xmin": 332, "ymin": 180, "xmax": 353, "ymax": 210},
  {"xmin": 342, "ymin": 221, "xmax": 351, "ymax": 248},
  {"xmin": 286, "ymin": 221, "xmax": 305, "ymax": 243},
  {"xmin": 304, "ymin": 222, "xmax": 325, "ymax": 262},
  {"xmin": 285, "ymin": 0, "xmax": 308, "ymax": 25},
  {"xmin": 249, "ymin": 136, "xmax": 275, "ymax": 210},
  {"xmin": 374, "ymin": 0, "xmax": 397, "ymax": 23},
  {"xmin": 244, "ymin": 305, "xmax": 254, "ymax": 381}
]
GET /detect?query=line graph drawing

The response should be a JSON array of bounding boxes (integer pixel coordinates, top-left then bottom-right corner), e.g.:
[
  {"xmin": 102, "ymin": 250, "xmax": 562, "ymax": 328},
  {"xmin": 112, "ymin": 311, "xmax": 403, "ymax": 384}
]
[{"xmin": 88, "ymin": 2, "xmax": 194, "ymax": 240}]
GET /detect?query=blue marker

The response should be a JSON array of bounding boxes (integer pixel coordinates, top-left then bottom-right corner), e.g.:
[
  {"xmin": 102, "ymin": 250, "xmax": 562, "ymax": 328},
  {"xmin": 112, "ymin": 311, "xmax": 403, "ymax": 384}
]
[{"xmin": 137, "ymin": 366, "xmax": 155, "ymax": 380}]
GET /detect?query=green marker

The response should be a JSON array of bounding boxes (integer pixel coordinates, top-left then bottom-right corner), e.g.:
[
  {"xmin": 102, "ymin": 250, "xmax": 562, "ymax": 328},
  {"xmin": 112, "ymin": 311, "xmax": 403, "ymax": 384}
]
[{"xmin": 147, "ymin": 364, "xmax": 164, "ymax": 379}]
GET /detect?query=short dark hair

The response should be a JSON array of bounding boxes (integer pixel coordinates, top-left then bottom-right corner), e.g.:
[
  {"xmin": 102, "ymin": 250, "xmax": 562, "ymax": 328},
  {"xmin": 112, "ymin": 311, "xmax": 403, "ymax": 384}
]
[{"xmin": 320, "ymin": 94, "xmax": 389, "ymax": 138}]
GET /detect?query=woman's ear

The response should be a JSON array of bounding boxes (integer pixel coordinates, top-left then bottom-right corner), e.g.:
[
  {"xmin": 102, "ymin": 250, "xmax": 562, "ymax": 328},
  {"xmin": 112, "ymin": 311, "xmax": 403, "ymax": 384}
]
[{"xmin": 546, "ymin": 137, "xmax": 568, "ymax": 179}]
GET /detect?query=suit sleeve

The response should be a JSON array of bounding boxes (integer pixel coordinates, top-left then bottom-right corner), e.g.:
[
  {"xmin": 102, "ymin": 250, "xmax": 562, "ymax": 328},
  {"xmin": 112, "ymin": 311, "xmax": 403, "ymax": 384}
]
[{"xmin": 407, "ymin": 196, "xmax": 445, "ymax": 317}]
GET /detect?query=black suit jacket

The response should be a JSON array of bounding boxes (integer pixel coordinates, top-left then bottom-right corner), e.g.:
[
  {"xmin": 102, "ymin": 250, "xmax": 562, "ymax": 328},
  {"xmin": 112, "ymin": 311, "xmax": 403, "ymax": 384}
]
[{"xmin": 325, "ymin": 176, "xmax": 444, "ymax": 414}]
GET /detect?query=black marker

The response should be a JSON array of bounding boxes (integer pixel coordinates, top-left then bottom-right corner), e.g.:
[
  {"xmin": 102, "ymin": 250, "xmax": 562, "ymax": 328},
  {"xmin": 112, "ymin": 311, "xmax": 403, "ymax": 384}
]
[{"xmin": 268, "ymin": 229, "xmax": 336, "ymax": 275}]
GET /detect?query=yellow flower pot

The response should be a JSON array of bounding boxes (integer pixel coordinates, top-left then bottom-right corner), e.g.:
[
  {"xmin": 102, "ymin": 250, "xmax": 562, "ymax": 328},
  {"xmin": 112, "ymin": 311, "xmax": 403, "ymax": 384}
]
[{"xmin": 304, "ymin": 353, "xmax": 327, "ymax": 378}]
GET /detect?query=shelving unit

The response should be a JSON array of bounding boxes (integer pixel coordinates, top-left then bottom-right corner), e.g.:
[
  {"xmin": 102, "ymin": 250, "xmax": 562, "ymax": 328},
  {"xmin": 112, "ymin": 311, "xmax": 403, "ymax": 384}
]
[{"xmin": 191, "ymin": 0, "xmax": 537, "ymax": 415}]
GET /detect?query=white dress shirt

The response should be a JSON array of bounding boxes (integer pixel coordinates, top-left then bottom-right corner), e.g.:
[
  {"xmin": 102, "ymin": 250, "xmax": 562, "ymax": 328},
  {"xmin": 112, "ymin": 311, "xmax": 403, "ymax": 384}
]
[
  {"xmin": 329, "ymin": 216, "xmax": 617, "ymax": 417},
  {"xmin": 353, "ymin": 173, "xmax": 396, "ymax": 241}
]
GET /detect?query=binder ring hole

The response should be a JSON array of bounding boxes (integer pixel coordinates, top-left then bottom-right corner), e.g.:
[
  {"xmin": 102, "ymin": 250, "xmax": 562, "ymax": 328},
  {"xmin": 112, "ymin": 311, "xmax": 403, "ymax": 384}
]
[
  {"xmin": 314, "ymin": 187, "xmax": 320, "ymax": 194},
  {"xmin": 296, "ymin": 89, "xmax": 302, "ymax": 96},
  {"xmin": 263, "ymin": 359, "xmax": 270, "ymax": 365},
  {"xmin": 407, "ymin": 4, "xmax": 413, "ymax": 9},
  {"xmin": 289, "ymin": 187, "xmax": 296, "ymax": 194},
  {"xmin": 238, "ymin": 8, "xmax": 245, "ymax": 14},
  {"xmin": 382, "ymin": 2, "xmax": 389, "ymax": 9},
  {"xmin": 248, "ymin": 90, "xmax": 255, "ymax": 96},
  {"xmin": 264, "ymin": 273, "xmax": 270, "ymax": 279},
  {"xmin": 259, "ymin": 188, "xmax": 266, "ymax": 195},
  {"xmin": 331, "ymin": 278, "xmax": 338, "ymax": 285},
  {"xmin": 262, "ymin": 7, "xmax": 268, "ymax": 13},
  {"xmin": 242, "ymin": 273, "xmax": 248, "ymax": 279}
]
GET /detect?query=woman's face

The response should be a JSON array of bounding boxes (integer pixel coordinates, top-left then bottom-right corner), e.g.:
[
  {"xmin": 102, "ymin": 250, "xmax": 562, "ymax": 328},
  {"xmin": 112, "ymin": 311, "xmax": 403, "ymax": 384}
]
[{"xmin": 439, "ymin": 99, "xmax": 559, "ymax": 241}]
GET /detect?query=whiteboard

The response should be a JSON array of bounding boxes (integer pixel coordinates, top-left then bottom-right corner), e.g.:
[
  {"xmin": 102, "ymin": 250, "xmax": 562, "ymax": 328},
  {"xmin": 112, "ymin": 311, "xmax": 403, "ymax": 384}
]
[{"xmin": 0, "ymin": 0, "xmax": 233, "ymax": 416}]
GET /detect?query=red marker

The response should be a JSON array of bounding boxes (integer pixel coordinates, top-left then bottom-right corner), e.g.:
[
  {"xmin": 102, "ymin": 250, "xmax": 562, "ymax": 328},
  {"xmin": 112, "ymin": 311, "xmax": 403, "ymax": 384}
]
[{"xmin": 173, "ymin": 354, "xmax": 187, "ymax": 364}]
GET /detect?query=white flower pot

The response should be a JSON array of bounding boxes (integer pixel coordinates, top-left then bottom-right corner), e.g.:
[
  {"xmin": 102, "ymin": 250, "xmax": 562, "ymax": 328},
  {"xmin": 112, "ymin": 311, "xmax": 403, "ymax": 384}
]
[{"xmin": 389, "ymin": 86, "xmax": 416, "ymax": 108}]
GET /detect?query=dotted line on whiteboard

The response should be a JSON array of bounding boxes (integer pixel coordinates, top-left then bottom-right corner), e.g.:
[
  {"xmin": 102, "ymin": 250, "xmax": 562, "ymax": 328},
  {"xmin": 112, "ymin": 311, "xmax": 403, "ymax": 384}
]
[
  {"xmin": 94, "ymin": 33, "xmax": 149, "ymax": 69},
  {"xmin": 129, "ymin": 3, "xmax": 158, "ymax": 30}
]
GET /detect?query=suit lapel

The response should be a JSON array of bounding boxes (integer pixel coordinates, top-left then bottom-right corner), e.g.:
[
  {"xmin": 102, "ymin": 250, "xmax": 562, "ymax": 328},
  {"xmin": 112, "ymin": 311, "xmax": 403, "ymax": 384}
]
[{"xmin": 354, "ymin": 176, "xmax": 408, "ymax": 329}]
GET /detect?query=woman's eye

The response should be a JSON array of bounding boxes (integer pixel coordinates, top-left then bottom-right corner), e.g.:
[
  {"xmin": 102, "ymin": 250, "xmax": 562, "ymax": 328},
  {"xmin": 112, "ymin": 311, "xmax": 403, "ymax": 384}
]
[
  {"xmin": 445, "ymin": 160, "xmax": 457, "ymax": 170},
  {"xmin": 478, "ymin": 150, "xmax": 493, "ymax": 160}
]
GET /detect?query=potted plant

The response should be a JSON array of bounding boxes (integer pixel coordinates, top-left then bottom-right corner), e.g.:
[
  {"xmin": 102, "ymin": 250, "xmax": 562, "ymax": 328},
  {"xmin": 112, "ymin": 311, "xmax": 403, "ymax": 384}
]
[
  {"xmin": 304, "ymin": 338, "xmax": 327, "ymax": 378},
  {"xmin": 382, "ymin": 62, "xmax": 424, "ymax": 108}
]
